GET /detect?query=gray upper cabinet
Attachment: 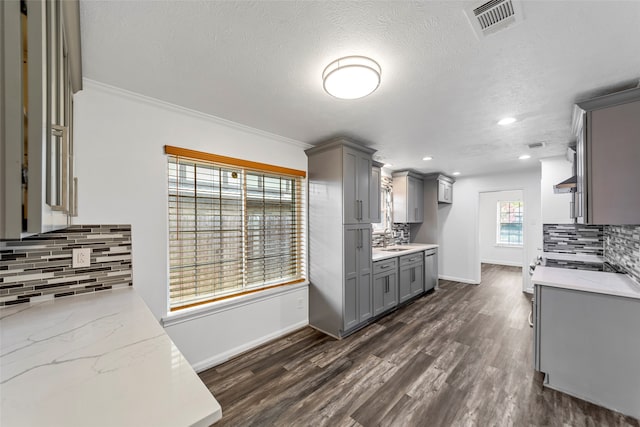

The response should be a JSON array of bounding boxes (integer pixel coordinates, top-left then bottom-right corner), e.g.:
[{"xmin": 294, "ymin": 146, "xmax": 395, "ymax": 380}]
[
  {"xmin": 343, "ymin": 145, "xmax": 373, "ymax": 224},
  {"xmin": 573, "ymin": 88, "xmax": 640, "ymax": 225},
  {"xmin": 436, "ymin": 175, "xmax": 454, "ymax": 204},
  {"xmin": 306, "ymin": 138, "xmax": 376, "ymax": 338},
  {"xmin": 1, "ymin": 0, "xmax": 82, "ymax": 239},
  {"xmin": 392, "ymin": 171, "xmax": 424, "ymax": 223},
  {"xmin": 370, "ymin": 161, "xmax": 382, "ymax": 223}
]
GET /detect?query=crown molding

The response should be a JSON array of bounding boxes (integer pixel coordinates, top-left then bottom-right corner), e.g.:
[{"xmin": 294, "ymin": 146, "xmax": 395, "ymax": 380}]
[{"xmin": 82, "ymin": 79, "xmax": 312, "ymax": 150}]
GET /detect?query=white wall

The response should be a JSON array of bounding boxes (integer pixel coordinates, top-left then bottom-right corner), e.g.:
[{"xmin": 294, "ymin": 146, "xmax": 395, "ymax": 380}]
[
  {"xmin": 541, "ymin": 156, "xmax": 573, "ymax": 224},
  {"xmin": 479, "ymin": 190, "xmax": 524, "ymax": 267},
  {"xmin": 438, "ymin": 167, "xmax": 542, "ymax": 291},
  {"xmin": 73, "ymin": 80, "xmax": 309, "ymax": 370}
]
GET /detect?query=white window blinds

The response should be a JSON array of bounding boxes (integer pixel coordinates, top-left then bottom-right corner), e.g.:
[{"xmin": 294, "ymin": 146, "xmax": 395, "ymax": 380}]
[{"xmin": 166, "ymin": 146, "xmax": 305, "ymax": 311}]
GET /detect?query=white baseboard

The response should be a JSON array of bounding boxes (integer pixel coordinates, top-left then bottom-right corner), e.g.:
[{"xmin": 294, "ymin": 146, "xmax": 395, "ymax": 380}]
[
  {"xmin": 438, "ymin": 275, "xmax": 480, "ymax": 285},
  {"xmin": 481, "ymin": 259, "xmax": 523, "ymax": 267},
  {"xmin": 191, "ymin": 320, "xmax": 309, "ymax": 373}
]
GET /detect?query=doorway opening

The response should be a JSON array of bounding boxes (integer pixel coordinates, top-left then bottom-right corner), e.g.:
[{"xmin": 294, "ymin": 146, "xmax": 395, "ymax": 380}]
[{"xmin": 478, "ymin": 190, "xmax": 526, "ymax": 288}]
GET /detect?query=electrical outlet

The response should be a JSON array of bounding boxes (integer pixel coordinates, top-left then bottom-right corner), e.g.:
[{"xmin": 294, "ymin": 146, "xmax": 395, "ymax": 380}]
[{"xmin": 72, "ymin": 248, "xmax": 91, "ymax": 268}]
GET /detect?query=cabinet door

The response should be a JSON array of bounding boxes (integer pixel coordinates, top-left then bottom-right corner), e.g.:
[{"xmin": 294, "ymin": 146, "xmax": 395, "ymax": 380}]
[
  {"xmin": 407, "ymin": 177, "xmax": 417, "ymax": 222},
  {"xmin": 357, "ymin": 152, "xmax": 372, "ymax": 223},
  {"xmin": 358, "ymin": 225, "xmax": 372, "ymax": 322},
  {"xmin": 370, "ymin": 165, "xmax": 381, "ymax": 223},
  {"xmin": 373, "ymin": 275, "xmax": 386, "ymax": 316},
  {"xmin": 398, "ymin": 264, "xmax": 413, "ymax": 303},
  {"xmin": 343, "ymin": 226, "xmax": 359, "ymax": 330},
  {"xmin": 343, "ymin": 149, "xmax": 359, "ymax": 224},
  {"xmin": 412, "ymin": 177, "xmax": 424, "ymax": 222},
  {"xmin": 384, "ymin": 272, "xmax": 398, "ymax": 310},
  {"xmin": 410, "ymin": 262, "xmax": 424, "ymax": 296}
]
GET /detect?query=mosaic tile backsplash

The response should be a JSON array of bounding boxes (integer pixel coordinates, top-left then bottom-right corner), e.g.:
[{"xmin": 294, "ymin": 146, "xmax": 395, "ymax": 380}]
[
  {"xmin": 543, "ymin": 224, "xmax": 604, "ymax": 255},
  {"xmin": 605, "ymin": 225, "xmax": 640, "ymax": 284},
  {"xmin": 0, "ymin": 225, "xmax": 132, "ymax": 307},
  {"xmin": 372, "ymin": 223, "xmax": 411, "ymax": 248}
]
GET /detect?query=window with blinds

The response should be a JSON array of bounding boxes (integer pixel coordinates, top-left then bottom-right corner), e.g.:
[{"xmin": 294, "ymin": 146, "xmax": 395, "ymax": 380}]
[{"xmin": 166, "ymin": 146, "xmax": 305, "ymax": 311}]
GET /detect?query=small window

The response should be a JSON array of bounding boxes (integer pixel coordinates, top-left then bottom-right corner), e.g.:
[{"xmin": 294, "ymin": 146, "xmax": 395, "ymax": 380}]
[{"xmin": 497, "ymin": 201, "xmax": 523, "ymax": 246}]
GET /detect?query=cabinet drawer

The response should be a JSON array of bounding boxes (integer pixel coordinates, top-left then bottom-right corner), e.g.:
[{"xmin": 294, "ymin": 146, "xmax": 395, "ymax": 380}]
[
  {"xmin": 399, "ymin": 252, "xmax": 424, "ymax": 266},
  {"xmin": 373, "ymin": 258, "xmax": 398, "ymax": 275}
]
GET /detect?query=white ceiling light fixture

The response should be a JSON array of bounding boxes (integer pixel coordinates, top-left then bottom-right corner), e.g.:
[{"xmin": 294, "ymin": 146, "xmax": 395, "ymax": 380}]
[
  {"xmin": 452, "ymin": 171, "xmax": 461, "ymax": 176},
  {"xmin": 498, "ymin": 117, "xmax": 517, "ymax": 126},
  {"xmin": 422, "ymin": 156, "xmax": 433, "ymax": 161},
  {"xmin": 322, "ymin": 56, "xmax": 381, "ymax": 100},
  {"xmin": 383, "ymin": 163, "xmax": 393, "ymax": 168},
  {"xmin": 518, "ymin": 154, "xmax": 531, "ymax": 160}
]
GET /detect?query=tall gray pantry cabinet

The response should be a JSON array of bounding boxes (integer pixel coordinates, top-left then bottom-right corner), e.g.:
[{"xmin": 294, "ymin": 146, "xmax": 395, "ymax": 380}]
[{"xmin": 306, "ymin": 138, "xmax": 376, "ymax": 338}]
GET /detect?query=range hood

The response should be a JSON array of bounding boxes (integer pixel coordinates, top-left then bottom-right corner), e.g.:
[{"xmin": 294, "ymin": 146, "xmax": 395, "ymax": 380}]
[
  {"xmin": 553, "ymin": 145, "xmax": 577, "ymax": 194},
  {"xmin": 554, "ymin": 175, "xmax": 576, "ymax": 193}
]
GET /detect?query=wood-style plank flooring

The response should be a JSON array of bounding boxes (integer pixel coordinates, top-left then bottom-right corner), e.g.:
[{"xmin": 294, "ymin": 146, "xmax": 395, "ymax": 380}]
[{"xmin": 200, "ymin": 264, "xmax": 640, "ymax": 426}]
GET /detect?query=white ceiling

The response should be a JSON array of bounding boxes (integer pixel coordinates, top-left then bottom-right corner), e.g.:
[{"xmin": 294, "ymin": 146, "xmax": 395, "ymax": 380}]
[{"xmin": 80, "ymin": 1, "xmax": 640, "ymax": 177}]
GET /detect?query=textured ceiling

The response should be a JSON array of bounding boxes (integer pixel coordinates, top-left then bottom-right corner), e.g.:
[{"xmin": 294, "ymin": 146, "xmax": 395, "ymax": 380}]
[{"xmin": 80, "ymin": 1, "xmax": 640, "ymax": 176}]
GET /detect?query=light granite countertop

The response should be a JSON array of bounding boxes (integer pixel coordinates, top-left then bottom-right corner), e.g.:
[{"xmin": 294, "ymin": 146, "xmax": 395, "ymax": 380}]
[
  {"xmin": 542, "ymin": 252, "xmax": 604, "ymax": 264},
  {"xmin": 372, "ymin": 243, "xmax": 438, "ymax": 262},
  {"xmin": 0, "ymin": 288, "xmax": 222, "ymax": 427},
  {"xmin": 532, "ymin": 266, "xmax": 640, "ymax": 300}
]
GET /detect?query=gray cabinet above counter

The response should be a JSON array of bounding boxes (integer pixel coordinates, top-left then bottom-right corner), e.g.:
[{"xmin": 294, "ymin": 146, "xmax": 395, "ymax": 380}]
[{"xmin": 392, "ymin": 171, "xmax": 424, "ymax": 223}]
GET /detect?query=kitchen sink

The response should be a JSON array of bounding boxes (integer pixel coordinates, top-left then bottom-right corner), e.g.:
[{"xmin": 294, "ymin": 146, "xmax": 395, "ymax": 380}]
[{"xmin": 382, "ymin": 248, "xmax": 410, "ymax": 252}]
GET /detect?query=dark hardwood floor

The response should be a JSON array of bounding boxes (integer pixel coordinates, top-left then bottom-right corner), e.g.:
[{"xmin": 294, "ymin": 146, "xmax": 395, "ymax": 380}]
[{"xmin": 200, "ymin": 264, "xmax": 640, "ymax": 426}]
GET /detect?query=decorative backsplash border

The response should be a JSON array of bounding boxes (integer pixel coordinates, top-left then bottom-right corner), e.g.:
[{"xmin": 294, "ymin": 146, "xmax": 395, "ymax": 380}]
[
  {"xmin": 0, "ymin": 225, "xmax": 132, "ymax": 307},
  {"xmin": 605, "ymin": 225, "xmax": 640, "ymax": 284},
  {"xmin": 543, "ymin": 224, "xmax": 604, "ymax": 255}
]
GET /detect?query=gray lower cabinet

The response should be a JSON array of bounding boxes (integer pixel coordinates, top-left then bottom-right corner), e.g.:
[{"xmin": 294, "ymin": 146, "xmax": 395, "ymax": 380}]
[
  {"xmin": 373, "ymin": 258, "xmax": 398, "ymax": 316},
  {"xmin": 424, "ymin": 248, "xmax": 438, "ymax": 291},
  {"xmin": 343, "ymin": 224, "xmax": 373, "ymax": 331},
  {"xmin": 534, "ymin": 284, "xmax": 640, "ymax": 419},
  {"xmin": 399, "ymin": 252, "xmax": 424, "ymax": 303}
]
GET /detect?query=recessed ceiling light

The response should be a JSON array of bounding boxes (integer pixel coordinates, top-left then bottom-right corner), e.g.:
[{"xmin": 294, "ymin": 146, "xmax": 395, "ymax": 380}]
[
  {"xmin": 322, "ymin": 56, "xmax": 381, "ymax": 100},
  {"xmin": 452, "ymin": 171, "xmax": 461, "ymax": 176},
  {"xmin": 422, "ymin": 156, "xmax": 433, "ymax": 161},
  {"xmin": 383, "ymin": 163, "xmax": 393, "ymax": 168},
  {"xmin": 518, "ymin": 154, "xmax": 531, "ymax": 160},
  {"xmin": 498, "ymin": 117, "xmax": 517, "ymax": 126}
]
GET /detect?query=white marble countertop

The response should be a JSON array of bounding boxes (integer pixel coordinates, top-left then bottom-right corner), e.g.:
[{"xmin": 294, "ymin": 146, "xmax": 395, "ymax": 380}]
[
  {"xmin": 542, "ymin": 252, "xmax": 604, "ymax": 264},
  {"xmin": 372, "ymin": 243, "xmax": 438, "ymax": 262},
  {"xmin": 532, "ymin": 266, "xmax": 640, "ymax": 300},
  {"xmin": 0, "ymin": 288, "xmax": 222, "ymax": 427}
]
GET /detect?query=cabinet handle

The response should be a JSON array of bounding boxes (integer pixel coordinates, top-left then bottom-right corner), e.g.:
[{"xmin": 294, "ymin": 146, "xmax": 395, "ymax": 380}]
[
  {"xmin": 414, "ymin": 207, "xmax": 418, "ymax": 219},
  {"xmin": 411, "ymin": 267, "xmax": 415, "ymax": 282},
  {"xmin": 385, "ymin": 276, "xmax": 389, "ymax": 293},
  {"xmin": 48, "ymin": 125, "xmax": 69, "ymax": 213},
  {"xmin": 380, "ymin": 264, "xmax": 391, "ymax": 269}
]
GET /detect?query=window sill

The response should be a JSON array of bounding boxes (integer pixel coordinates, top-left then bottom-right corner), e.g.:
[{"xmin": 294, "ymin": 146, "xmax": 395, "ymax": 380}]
[
  {"xmin": 495, "ymin": 243, "xmax": 524, "ymax": 248},
  {"xmin": 161, "ymin": 281, "xmax": 309, "ymax": 328}
]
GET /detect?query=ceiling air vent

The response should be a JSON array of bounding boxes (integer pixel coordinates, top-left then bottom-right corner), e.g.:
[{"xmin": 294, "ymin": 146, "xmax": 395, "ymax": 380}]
[
  {"xmin": 527, "ymin": 141, "xmax": 546, "ymax": 149},
  {"xmin": 464, "ymin": 0, "xmax": 524, "ymax": 39}
]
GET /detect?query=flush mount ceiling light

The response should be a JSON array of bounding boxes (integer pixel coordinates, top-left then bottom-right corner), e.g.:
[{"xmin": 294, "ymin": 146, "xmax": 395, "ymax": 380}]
[
  {"xmin": 422, "ymin": 156, "xmax": 434, "ymax": 161},
  {"xmin": 322, "ymin": 56, "xmax": 381, "ymax": 100},
  {"xmin": 498, "ymin": 117, "xmax": 517, "ymax": 126},
  {"xmin": 518, "ymin": 154, "xmax": 531, "ymax": 160},
  {"xmin": 452, "ymin": 171, "xmax": 461, "ymax": 176},
  {"xmin": 383, "ymin": 163, "xmax": 393, "ymax": 168}
]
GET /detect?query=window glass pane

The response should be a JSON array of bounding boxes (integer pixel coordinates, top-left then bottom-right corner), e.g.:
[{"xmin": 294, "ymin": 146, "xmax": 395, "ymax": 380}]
[
  {"xmin": 168, "ymin": 156, "xmax": 303, "ymax": 310},
  {"xmin": 497, "ymin": 201, "xmax": 523, "ymax": 246}
]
